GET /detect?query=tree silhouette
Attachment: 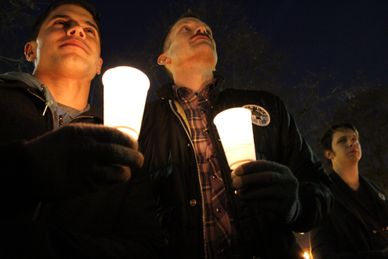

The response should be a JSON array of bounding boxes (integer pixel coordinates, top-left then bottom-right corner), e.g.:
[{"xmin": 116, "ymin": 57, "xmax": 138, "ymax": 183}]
[
  {"xmin": 109, "ymin": 0, "xmax": 283, "ymax": 93},
  {"xmin": 2, "ymin": 0, "xmax": 386, "ymax": 191},
  {"xmin": 331, "ymin": 86, "xmax": 388, "ymax": 189},
  {"xmin": 0, "ymin": 0, "xmax": 41, "ymax": 73}
]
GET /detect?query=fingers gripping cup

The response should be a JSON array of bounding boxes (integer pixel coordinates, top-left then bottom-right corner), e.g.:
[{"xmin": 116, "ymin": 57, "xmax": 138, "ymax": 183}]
[
  {"xmin": 213, "ymin": 107, "xmax": 256, "ymax": 170},
  {"xmin": 102, "ymin": 66, "xmax": 150, "ymax": 140}
]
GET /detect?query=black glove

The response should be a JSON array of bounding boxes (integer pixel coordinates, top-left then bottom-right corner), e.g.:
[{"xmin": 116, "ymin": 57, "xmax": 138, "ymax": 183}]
[
  {"xmin": 23, "ymin": 123, "xmax": 144, "ymax": 200},
  {"xmin": 231, "ymin": 160, "xmax": 300, "ymax": 224},
  {"xmin": 381, "ymin": 246, "xmax": 388, "ymax": 257}
]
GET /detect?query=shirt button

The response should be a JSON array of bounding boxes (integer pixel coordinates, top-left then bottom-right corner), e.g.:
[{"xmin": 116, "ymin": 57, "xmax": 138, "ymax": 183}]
[
  {"xmin": 207, "ymin": 155, "xmax": 216, "ymax": 161},
  {"xmin": 216, "ymin": 208, "xmax": 222, "ymax": 213},
  {"xmin": 372, "ymin": 230, "xmax": 377, "ymax": 234},
  {"xmin": 189, "ymin": 199, "xmax": 197, "ymax": 207},
  {"xmin": 58, "ymin": 115, "xmax": 64, "ymax": 126},
  {"xmin": 211, "ymin": 174, "xmax": 217, "ymax": 180}
]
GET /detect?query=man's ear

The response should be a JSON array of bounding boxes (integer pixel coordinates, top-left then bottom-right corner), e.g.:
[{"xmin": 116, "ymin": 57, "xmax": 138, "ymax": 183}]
[
  {"xmin": 24, "ymin": 41, "xmax": 37, "ymax": 62},
  {"xmin": 96, "ymin": 57, "xmax": 103, "ymax": 75},
  {"xmin": 157, "ymin": 53, "xmax": 171, "ymax": 66},
  {"xmin": 324, "ymin": 150, "xmax": 334, "ymax": 160}
]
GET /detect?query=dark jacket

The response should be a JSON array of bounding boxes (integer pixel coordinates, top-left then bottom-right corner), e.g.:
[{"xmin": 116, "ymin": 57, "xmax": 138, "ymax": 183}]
[
  {"xmin": 139, "ymin": 80, "xmax": 333, "ymax": 259},
  {"xmin": 311, "ymin": 172, "xmax": 388, "ymax": 259},
  {"xmin": 0, "ymin": 72, "xmax": 164, "ymax": 258}
]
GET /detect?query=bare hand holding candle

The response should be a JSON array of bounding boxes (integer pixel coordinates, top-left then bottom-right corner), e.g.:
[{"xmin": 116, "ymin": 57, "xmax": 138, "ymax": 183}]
[
  {"xmin": 213, "ymin": 107, "xmax": 257, "ymax": 170},
  {"xmin": 102, "ymin": 66, "xmax": 150, "ymax": 140}
]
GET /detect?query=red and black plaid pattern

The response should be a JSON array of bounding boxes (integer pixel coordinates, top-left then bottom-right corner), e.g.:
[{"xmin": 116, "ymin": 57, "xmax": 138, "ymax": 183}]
[{"xmin": 174, "ymin": 85, "xmax": 233, "ymax": 259}]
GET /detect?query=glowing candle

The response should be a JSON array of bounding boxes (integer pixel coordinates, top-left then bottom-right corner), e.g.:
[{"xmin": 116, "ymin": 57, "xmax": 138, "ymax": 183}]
[
  {"xmin": 102, "ymin": 66, "xmax": 150, "ymax": 140},
  {"xmin": 213, "ymin": 107, "xmax": 256, "ymax": 170}
]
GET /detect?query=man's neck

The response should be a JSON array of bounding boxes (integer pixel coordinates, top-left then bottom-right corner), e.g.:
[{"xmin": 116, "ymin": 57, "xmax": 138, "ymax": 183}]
[
  {"xmin": 172, "ymin": 66, "xmax": 214, "ymax": 92},
  {"xmin": 34, "ymin": 72, "xmax": 90, "ymax": 111},
  {"xmin": 333, "ymin": 162, "xmax": 360, "ymax": 190}
]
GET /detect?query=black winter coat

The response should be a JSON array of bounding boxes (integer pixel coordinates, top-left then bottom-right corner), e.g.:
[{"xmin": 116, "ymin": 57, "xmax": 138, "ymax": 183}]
[
  {"xmin": 139, "ymin": 80, "xmax": 333, "ymax": 259},
  {"xmin": 311, "ymin": 172, "xmax": 388, "ymax": 259},
  {"xmin": 0, "ymin": 73, "xmax": 164, "ymax": 258}
]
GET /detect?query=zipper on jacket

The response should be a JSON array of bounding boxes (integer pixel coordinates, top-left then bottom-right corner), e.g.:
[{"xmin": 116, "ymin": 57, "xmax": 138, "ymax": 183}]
[
  {"xmin": 26, "ymin": 89, "xmax": 50, "ymax": 222},
  {"xmin": 168, "ymin": 99, "xmax": 209, "ymax": 259},
  {"xmin": 26, "ymin": 88, "xmax": 54, "ymax": 122},
  {"xmin": 42, "ymin": 99, "xmax": 54, "ymax": 116},
  {"xmin": 27, "ymin": 88, "xmax": 45, "ymax": 103},
  {"xmin": 42, "ymin": 105, "xmax": 49, "ymax": 116}
]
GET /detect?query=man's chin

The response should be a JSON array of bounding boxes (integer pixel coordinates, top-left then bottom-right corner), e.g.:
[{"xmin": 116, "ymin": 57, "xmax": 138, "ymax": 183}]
[
  {"xmin": 56, "ymin": 59, "xmax": 96, "ymax": 79},
  {"xmin": 192, "ymin": 41, "xmax": 216, "ymax": 50},
  {"xmin": 192, "ymin": 48, "xmax": 217, "ymax": 61}
]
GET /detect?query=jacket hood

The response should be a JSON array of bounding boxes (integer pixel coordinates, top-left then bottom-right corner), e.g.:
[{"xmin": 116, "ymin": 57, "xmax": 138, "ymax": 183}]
[
  {"xmin": 0, "ymin": 72, "xmax": 59, "ymax": 116},
  {"xmin": 0, "ymin": 72, "xmax": 44, "ymax": 91},
  {"xmin": 0, "ymin": 72, "xmax": 100, "ymax": 126}
]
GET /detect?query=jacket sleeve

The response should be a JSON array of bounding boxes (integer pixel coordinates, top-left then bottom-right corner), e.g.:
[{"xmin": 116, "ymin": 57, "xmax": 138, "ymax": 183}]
[
  {"xmin": 275, "ymin": 96, "xmax": 333, "ymax": 232},
  {"xmin": 310, "ymin": 219, "xmax": 343, "ymax": 259},
  {"xmin": 310, "ymin": 224, "xmax": 386, "ymax": 259},
  {"xmin": 0, "ymin": 140, "xmax": 41, "ymax": 218},
  {"xmin": 0, "ymin": 141, "xmax": 165, "ymax": 258},
  {"xmin": 47, "ymin": 170, "xmax": 166, "ymax": 259}
]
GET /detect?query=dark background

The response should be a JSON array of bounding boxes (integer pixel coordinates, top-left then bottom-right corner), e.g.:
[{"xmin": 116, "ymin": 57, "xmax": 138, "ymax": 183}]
[
  {"xmin": 1, "ymin": 0, "xmax": 387, "ymax": 87},
  {"xmin": 1, "ymin": 0, "xmax": 387, "ymax": 254},
  {"xmin": 96, "ymin": 0, "xmax": 388, "ymax": 88},
  {"xmin": 1, "ymin": 0, "xmax": 387, "ymax": 187}
]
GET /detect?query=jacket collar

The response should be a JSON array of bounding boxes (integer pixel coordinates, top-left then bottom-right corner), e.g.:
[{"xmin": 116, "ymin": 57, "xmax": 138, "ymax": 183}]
[
  {"xmin": 0, "ymin": 72, "xmax": 44, "ymax": 91},
  {"xmin": 0, "ymin": 72, "xmax": 100, "ymax": 123},
  {"xmin": 0, "ymin": 72, "xmax": 58, "ymax": 111},
  {"xmin": 329, "ymin": 171, "xmax": 386, "ymax": 201},
  {"xmin": 72, "ymin": 107, "xmax": 103, "ymax": 124},
  {"xmin": 156, "ymin": 74, "xmax": 225, "ymax": 101}
]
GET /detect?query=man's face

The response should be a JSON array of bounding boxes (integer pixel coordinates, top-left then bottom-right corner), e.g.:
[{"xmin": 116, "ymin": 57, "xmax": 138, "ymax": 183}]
[
  {"xmin": 25, "ymin": 4, "xmax": 103, "ymax": 80},
  {"xmin": 158, "ymin": 17, "xmax": 218, "ymax": 74},
  {"xmin": 326, "ymin": 128, "xmax": 362, "ymax": 167}
]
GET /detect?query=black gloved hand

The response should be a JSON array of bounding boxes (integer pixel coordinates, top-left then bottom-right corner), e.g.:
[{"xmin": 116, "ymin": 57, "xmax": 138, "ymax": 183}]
[
  {"xmin": 231, "ymin": 160, "xmax": 300, "ymax": 224},
  {"xmin": 381, "ymin": 246, "xmax": 388, "ymax": 257},
  {"xmin": 23, "ymin": 123, "xmax": 144, "ymax": 200}
]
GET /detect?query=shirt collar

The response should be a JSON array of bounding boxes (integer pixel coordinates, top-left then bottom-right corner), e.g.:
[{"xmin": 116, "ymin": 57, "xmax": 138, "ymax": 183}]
[{"xmin": 173, "ymin": 79, "xmax": 216, "ymax": 103}]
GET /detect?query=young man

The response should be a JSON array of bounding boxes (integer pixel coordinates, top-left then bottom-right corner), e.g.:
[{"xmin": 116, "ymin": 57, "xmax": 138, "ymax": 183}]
[
  {"xmin": 0, "ymin": 1, "xmax": 162, "ymax": 258},
  {"xmin": 139, "ymin": 14, "xmax": 333, "ymax": 259},
  {"xmin": 311, "ymin": 123, "xmax": 388, "ymax": 258}
]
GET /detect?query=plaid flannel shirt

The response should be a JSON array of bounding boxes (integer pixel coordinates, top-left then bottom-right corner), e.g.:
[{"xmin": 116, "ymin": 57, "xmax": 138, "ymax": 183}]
[{"xmin": 174, "ymin": 85, "xmax": 233, "ymax": 259}]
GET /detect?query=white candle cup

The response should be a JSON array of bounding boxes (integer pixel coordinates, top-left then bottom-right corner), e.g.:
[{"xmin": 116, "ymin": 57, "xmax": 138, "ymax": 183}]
[
  {"xmin": 102, "ymin": 66, "xmax": 150, "ymax": 140},
  {"xmin": 213, "ymin": 107, "xmax": 256, "ymax": 170}
]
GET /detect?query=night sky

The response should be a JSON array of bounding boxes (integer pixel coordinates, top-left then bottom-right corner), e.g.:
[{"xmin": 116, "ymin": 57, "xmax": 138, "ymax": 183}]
[
  {"xmin": 1, "ymin": 0, "xmax": 386, "ymax": 90},
  {"xmin": 89, "ymin": 0, "xmax": 387, "ymax": 89},
  {"xmin": 246, "ymin": 0, "xmax": 387, "ymax": 81},
  {"xmin": 1, "ymin": 0, "xmax": 386, "ymax": 252}
]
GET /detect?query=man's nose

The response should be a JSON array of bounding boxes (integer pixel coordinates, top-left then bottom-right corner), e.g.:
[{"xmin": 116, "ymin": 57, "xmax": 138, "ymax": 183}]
[
  {"xmin": 195, "ymin": 25, "xmax": 209, "ymax": 35},
  {"xmin": 349, "ymin": 138, "xmax": 359, "ymax": 147},
  {"xmin": 67, "ymin": 25, "xmax": 85, "ymax": 39}
]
